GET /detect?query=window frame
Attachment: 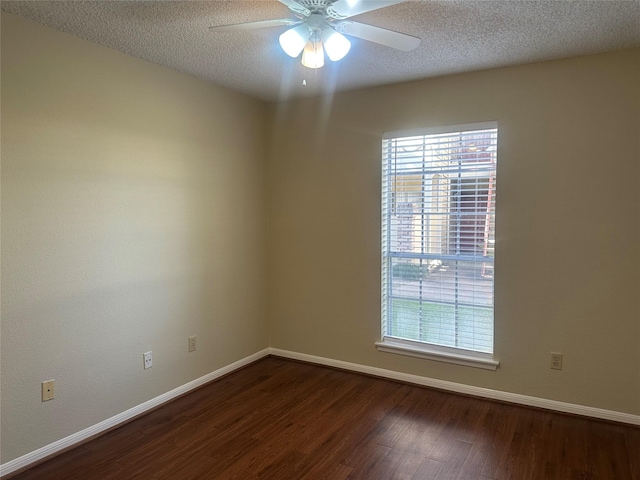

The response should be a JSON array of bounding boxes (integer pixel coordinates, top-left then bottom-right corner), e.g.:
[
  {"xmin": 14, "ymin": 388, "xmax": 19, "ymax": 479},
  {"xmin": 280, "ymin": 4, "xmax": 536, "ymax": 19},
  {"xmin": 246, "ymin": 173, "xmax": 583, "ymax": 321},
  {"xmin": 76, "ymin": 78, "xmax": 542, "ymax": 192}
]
[{"xmin": 377, "ymin": 122, "xmax": 499, "ymax": 370}]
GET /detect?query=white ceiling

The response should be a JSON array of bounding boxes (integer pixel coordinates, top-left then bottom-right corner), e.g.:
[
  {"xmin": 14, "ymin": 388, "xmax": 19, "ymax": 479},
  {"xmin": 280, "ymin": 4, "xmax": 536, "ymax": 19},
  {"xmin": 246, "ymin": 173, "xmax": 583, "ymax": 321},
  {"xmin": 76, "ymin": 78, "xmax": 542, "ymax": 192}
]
[{"xmin": 2, "ymin": 1, "xmax": 639, "ymax": 102}]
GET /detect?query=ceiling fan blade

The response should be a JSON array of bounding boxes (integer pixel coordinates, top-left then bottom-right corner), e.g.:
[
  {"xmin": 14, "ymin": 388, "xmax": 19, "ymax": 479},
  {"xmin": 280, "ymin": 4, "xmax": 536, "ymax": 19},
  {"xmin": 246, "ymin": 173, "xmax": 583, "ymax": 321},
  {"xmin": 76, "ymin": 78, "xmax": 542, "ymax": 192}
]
[
  {"xmin": 327, "ymin": 0, "xmax": 405, "ymax": 19},
  {"xmin": 278, "ymin": 0, "xmax": 311, "ymax": 17},
  {"xmin": 338, "ymin": 21, "xmax": 420, "ymax": 51},
  {"xmin": 209, "ymin": 18, "xmax": 300, "ymax": 32}
]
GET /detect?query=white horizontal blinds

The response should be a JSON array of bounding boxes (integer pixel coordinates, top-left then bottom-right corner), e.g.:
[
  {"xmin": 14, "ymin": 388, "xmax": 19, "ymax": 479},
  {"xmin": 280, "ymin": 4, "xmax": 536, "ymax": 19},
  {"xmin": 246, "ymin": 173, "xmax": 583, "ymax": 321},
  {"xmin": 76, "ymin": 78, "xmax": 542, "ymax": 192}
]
[{"xmin": 382, "ymin": 124, "xmax": 497, "ymax": 354}]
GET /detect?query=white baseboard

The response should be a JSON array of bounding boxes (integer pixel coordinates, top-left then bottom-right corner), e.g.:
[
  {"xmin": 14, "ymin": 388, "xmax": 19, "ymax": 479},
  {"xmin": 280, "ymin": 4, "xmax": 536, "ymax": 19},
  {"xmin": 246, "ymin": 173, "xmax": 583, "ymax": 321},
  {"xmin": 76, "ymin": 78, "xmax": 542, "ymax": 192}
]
[
  {"xmin": 3, "ymin": 346, "xmax": 638, "ymax": 477},
  {"xmin": 269, "ymin": 348, "xmax": 640, "ymax": 426},
  {"xmin": 0, "ymin": 348, "xmax": 270, "ymax": 478}
]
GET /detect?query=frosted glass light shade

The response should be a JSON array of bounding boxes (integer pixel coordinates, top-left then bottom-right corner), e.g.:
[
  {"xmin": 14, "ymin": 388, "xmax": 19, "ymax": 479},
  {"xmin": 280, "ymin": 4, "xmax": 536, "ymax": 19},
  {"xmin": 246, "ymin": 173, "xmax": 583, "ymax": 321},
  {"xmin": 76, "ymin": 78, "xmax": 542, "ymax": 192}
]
[
  {"xmin": 279, "ymin": 24, "xmax": 310, "ymax": 58},
  {"xmin": 322, "ymin": 29, "xmax": 351, "ymax": 61},
  {"xmin": 301, "ymin": 40, "xmax": 325, "ymax": 69}
]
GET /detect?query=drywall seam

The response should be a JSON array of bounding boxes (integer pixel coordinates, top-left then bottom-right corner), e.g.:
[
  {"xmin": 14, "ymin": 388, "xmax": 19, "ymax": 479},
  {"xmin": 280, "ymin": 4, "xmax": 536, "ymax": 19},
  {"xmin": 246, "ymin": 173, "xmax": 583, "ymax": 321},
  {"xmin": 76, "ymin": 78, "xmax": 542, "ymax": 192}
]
[
  {"xmin": 0, "ymin": 349, "xmax": 270, "ymax": 478},
  {"xmin": 269, "ymin": 348, "xmax": 640, "ymax": 426}
]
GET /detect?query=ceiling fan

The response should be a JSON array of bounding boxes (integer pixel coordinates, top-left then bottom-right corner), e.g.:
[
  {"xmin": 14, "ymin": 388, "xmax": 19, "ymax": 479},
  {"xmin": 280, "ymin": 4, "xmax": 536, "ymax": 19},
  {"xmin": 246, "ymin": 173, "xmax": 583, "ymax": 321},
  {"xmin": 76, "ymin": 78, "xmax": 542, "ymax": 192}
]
[{"xmin": 209, "ymin": 0, "xmax": 421, "ymax": 69}]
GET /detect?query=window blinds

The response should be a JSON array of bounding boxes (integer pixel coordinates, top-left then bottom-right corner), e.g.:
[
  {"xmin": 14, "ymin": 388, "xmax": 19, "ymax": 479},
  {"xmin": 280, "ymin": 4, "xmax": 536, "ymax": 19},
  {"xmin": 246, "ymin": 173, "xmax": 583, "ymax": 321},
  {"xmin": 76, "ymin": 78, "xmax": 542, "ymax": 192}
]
[{"xmin": 382, "ymin": 123, "xmax": 497, "ymax": 354}]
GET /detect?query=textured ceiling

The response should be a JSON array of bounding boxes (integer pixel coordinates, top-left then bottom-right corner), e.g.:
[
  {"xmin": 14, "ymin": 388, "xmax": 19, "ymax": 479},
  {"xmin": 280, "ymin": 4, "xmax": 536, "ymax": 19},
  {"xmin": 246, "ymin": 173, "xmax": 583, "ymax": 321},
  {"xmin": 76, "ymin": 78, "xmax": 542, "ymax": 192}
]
[{"xmin": 2, "ymin": 1, "xmax": 639, "ymax": 102}]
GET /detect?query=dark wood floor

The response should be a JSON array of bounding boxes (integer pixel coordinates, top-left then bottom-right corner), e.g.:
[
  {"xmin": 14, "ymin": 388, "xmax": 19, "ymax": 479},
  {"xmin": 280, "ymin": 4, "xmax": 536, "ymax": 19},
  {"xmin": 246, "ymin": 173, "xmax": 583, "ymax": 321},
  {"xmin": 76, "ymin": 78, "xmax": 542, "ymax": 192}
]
[{"xmin": 10, "ymin": 357, "xmax": 640, "ymax": 480}]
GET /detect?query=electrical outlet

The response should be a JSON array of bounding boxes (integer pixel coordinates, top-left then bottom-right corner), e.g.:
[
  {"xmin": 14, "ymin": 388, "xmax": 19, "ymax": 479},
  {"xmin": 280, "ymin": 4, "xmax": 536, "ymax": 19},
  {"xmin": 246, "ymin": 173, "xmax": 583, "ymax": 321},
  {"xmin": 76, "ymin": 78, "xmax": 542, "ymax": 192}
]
[
  {"xmin": 143, "ymin": 351, "xmax": 153, "ymax": 370},
  {"xmin": 188, "ymin": 336, "xmax": 196, "ymax": 353},
  {"xmin": 42, "ymin": 380, "xmax": 55, "ymax": 401},
  {"xmin": 551, "ymin": 352, "xmax": 562, "ymax": 370}
]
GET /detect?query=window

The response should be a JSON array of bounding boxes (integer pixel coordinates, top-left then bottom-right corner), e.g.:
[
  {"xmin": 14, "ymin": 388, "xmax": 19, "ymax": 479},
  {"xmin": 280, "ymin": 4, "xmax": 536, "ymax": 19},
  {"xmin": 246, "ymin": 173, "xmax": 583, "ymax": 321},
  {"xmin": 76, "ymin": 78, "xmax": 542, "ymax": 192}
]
[{"xmin": 378, "ymin": 123, "xmax": 498, "ymax": 369}]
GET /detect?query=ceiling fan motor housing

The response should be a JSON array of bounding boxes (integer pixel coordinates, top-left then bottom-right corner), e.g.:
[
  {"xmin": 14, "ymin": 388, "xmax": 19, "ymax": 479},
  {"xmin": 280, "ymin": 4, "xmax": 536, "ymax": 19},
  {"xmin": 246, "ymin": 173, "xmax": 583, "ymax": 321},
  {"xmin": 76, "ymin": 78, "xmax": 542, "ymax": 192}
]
[
  {"xmin": 293, "ymin": 0, "xmax": 350, "ymax": 20},
  {"xmin": 307, "ymin": 12, "xmax": 329, "ymax": 37}
]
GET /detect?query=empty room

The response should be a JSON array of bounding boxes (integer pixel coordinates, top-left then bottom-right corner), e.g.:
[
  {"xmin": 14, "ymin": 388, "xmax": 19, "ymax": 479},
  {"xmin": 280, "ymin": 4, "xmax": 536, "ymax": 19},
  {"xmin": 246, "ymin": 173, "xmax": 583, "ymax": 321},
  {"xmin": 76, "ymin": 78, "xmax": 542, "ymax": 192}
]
[{"xmin": 1, "ymin": 1, "xmax": 639, "ymax": 479}]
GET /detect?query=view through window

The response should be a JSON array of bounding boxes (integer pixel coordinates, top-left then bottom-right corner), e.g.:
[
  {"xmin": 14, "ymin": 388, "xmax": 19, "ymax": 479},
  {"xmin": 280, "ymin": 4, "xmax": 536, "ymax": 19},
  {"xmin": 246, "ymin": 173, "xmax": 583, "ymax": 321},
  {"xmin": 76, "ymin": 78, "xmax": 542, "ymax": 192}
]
[{"xmin": 382, "ymin": 123, "xmax": 497, "ymax": 354}]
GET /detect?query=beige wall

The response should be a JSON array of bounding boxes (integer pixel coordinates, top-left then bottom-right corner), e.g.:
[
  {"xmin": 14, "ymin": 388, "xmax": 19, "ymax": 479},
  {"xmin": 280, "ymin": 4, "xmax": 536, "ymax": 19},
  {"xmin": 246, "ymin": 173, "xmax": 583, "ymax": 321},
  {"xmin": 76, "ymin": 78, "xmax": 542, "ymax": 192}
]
[
  {"xmin": 1, "ymin": 14, "xmax": 268, "ymax": 463},
  {"xmin": 266, "ymin": 49, "xmax": 640, "ymax": 415}
]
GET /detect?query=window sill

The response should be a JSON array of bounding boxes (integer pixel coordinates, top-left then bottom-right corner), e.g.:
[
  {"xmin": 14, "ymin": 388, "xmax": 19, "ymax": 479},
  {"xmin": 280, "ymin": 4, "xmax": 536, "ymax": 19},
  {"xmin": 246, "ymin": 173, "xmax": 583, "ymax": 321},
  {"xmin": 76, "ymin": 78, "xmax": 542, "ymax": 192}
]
[{"xmin": 375, "ymin": 338, "xmax": 499, "ymax": 371}]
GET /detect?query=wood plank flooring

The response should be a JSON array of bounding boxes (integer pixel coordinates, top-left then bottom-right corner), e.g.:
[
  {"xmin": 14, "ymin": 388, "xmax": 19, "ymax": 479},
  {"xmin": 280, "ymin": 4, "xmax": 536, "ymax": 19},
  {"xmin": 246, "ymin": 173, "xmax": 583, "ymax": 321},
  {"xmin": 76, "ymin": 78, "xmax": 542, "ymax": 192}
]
[{"xmin": 9, "ymin": 357, "xmax": 640, "ymax": 479}]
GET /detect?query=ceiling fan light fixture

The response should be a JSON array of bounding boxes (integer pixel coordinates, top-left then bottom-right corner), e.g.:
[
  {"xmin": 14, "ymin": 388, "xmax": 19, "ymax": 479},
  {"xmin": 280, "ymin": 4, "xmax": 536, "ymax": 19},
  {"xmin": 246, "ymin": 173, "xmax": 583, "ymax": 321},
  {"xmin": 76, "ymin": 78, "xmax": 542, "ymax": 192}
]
[
  {"xmin": 301, "ymin": 39, "xmax": 325, "ymax": 69},
  {"xmin": 211, "ymin": 0, "xmax": 421, "ymax": 71},
  {"xmin": 321, "ymin": 28, "xmax": 351, "ymax": 61},
  {"xmin": 279, "ymin": 24, "xmax": 309, "ymax": 57}
]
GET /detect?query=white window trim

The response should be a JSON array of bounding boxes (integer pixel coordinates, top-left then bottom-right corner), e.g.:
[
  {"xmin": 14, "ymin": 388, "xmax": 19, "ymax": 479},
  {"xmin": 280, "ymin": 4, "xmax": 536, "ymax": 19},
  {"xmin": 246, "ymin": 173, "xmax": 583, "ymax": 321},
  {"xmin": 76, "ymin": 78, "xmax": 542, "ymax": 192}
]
[
  {"xmin": 382, "ymin": 121, "xmax": 499, "ymax": 140},
  {"xmin": 376, "ymin": 337, "xmax": 499, "ymax": 371},
  {"xmin": 380, "ymin": 121, "xmax": 499, "ymax": 367}
]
